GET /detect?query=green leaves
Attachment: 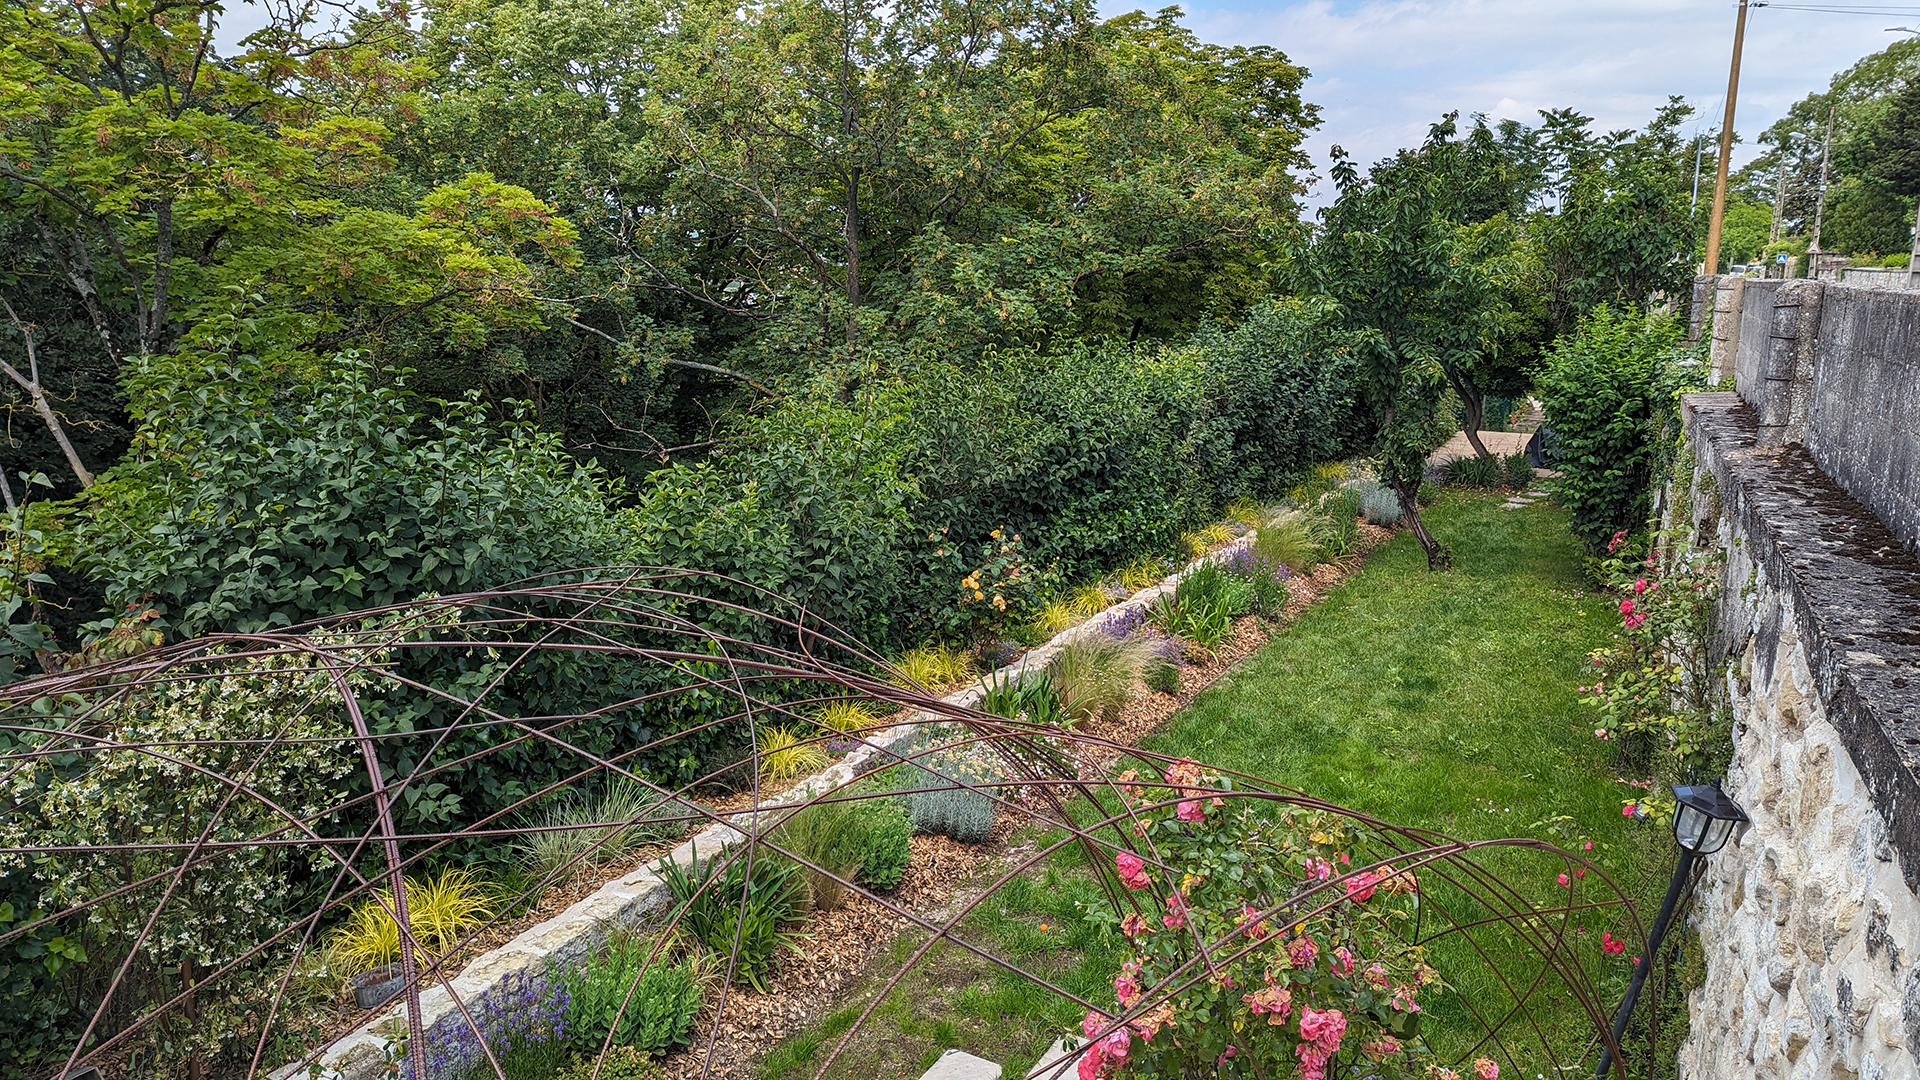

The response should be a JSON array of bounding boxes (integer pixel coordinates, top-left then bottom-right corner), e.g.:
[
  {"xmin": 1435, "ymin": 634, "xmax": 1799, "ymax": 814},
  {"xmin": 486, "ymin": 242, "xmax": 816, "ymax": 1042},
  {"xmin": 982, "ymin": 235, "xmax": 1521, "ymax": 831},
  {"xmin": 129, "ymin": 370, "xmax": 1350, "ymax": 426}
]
[
  {"xmin": 73, "ymin": 353, "xmax": 619, "ymax": 637},
  {"xmin": 1537, "ymin": 305, "xmax": 1699, "ymax": 554}
]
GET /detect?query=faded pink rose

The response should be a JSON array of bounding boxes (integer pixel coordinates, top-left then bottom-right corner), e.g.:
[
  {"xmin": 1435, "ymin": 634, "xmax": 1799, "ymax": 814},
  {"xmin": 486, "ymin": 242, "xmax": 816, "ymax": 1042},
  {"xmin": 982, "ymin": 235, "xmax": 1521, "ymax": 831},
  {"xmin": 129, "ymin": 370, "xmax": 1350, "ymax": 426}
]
[
  {"xmin": 1098, "ymin": 1028, "xmax": 1131, "ymax": 1069},
  {"xmin": 1296, "ymin": 1043, "xmax": 1331, "ymax": 1080},
  {"xmin": 1162, "ymin": 890, "xmax": 1188, "ymax": 930},
  {"xmin": 1242, "ymin": 984, "xmax": 1292, "ymax": 1021},
  {"xmin": 1365, "ymin": 963, "xmax": 1390, "ymax": 989},
  {"xmin": 1287, "ymin": 935, "xmax": 1320, "ymax": 969},
  {"xmin": 1332, "ymin": 946, "xmax": 1357, "ymax": 976},
  {"xmin": 1299, "ymin": 1007, "xmax": 1347, "ymax": 1050},
  {"xmin": 1304, "ymin": 856, "xmax": 1333, "ymax": 881},
  {"xmin": 1116, "ymin": 850, "xmax": 1151, "ymax": 890},
  {"xmin": 1473, "ymin": 1058, "xmax": 1499, "ymax": 1080},
  {"xmin": 1114, "ymin": 972, "xmax": 1140, "ymax": 1008},
  {"xmin": 1120, "ymin": 911, "xmax": 1152, "ymax": 939},
  {"xmin": 1176, "ymin": 799, "xmax": 1205, "ymax": 823},
  {"xmin": 1362, "ymin": 1036, "xmax": 1403, "ymax": 1059},
  {"xmin": 1344, "ymin": 869, "xmax": 1379, "ymax": 903}
]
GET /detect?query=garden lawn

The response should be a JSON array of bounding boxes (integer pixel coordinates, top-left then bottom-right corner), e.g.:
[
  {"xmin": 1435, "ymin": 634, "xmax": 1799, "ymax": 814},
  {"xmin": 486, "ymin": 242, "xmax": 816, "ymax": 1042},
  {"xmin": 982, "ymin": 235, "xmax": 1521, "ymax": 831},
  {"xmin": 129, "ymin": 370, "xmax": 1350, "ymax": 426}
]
[
  {"xmin": 1143, "ymin": 488, "xmax": 1671, "ymax": 1068},
  {"xmin": 1145, "ymin": 488, "xmax": 1625, "ymax": 841}
]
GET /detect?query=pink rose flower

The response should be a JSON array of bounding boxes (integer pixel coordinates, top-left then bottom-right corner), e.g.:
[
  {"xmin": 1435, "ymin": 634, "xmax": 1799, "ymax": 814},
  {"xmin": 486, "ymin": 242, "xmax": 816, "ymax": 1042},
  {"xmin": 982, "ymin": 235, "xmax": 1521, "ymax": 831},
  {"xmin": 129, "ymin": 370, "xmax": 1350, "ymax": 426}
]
[
  {"xmin": 1162, "ymin": 890, "xmax": 1188, "ymax": 930},
  {"xmin": 1287, "ymin": 935, "xmax": 1320, "ymax": 969},
  {"xmin": 1345, "ymin": 869, "xmax": 1379, "ymax": 903},
  {"xmin": 1242, "ymin": 984, "xmax": 1292, "ymax": 1020},
  {"xmin": 1114, "ymin": 972, "xmax": 1140, "ymax": 1008},
  {"xmin": 1632, "ymin": 577, "xmax": 1649, "ymax": 594},
  {"xmin": 1556, "ymin": 872, "xmax": 1570, "ymax": 888},
  {"xmin": 1299, "ymin": 1007, "xmax": 1347, "ymax": 1049},
  {"xmin": 1116, "ymin": 851, "xmax": 1151, "ymax": 890},
  {"xmin": 1176, "ymin": 799, "xmax": 1205, "ymax": 822},
  {"xmin": 1333, "ymin": 946, "xmax": 1357, "ymax": 976},
  {"xmin": 1619, "ymin": 598, "xmax": 1635, "ymax": 616},
  {"xmin": 1622, "ymin": 803, "xmax": 1637, "ymax": 817},
  {"xmin": 1474, "ymin": 1057, "xmax": 1499, "ymax": 1080}
]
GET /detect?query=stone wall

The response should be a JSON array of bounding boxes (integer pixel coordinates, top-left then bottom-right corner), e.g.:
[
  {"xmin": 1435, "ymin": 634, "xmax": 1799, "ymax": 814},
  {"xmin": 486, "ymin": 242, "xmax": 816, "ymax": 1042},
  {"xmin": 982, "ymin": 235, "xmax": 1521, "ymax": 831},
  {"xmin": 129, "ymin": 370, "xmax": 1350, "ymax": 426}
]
[
  {"xmin": 1703, "ymin": 276, "xmax": 1920, "ymax": 556},
  {"xmin": 1674, "ymin": 391, "xmax": 1920, "ymax": 1080}
]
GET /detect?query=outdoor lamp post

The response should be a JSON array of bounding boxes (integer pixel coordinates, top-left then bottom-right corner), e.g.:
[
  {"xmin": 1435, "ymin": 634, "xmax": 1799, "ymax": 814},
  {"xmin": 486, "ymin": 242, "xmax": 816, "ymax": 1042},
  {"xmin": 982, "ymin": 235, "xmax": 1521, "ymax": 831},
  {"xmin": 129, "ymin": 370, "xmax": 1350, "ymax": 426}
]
[{"xmin": 1594, "ymin": 783, "xmax": 1748, "ymax": 1077}]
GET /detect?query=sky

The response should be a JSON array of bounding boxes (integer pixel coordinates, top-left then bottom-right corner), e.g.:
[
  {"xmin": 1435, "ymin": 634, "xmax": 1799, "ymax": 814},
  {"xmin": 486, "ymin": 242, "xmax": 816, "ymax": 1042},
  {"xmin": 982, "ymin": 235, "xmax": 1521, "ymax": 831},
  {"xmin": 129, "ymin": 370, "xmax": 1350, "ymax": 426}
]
[{"xmin": 1102, "ymin": 0, "xmax": 1919, "ymax": 202}]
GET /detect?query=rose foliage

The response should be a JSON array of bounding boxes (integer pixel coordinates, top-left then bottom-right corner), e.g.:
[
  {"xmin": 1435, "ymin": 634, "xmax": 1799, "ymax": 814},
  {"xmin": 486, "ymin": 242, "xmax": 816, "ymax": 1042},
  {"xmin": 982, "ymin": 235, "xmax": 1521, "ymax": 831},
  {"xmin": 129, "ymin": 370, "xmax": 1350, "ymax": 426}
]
[{"xmin": 1080, "ymin": 759, "xmax": 1449, "ymax": 1079}]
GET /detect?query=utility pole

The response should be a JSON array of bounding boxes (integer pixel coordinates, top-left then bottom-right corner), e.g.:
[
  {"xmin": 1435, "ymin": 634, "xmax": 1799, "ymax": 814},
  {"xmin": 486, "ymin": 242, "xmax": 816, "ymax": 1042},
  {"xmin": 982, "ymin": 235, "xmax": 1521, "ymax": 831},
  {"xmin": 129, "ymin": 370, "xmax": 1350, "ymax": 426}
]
[
  {"xmin": 1703, "ymin": 0, "xmax": 1753, "ymax": 277},
  {"xmin": 1809, "ymin": 107, "xmax": 1836, "ymax": 278}
]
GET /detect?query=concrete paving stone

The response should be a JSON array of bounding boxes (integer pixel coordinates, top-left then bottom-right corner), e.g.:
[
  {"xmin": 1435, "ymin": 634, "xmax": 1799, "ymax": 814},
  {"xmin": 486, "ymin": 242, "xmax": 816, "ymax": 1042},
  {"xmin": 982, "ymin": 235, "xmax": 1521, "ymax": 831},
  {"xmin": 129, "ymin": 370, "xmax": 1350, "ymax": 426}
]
[
  {"xmin": 920, "ymin": 1048, "xmax": 1003, "ymax": 1080},
  {"xmin": 1025, "ymin": 1038, "xmax": 1078, "ymax": 1079}
]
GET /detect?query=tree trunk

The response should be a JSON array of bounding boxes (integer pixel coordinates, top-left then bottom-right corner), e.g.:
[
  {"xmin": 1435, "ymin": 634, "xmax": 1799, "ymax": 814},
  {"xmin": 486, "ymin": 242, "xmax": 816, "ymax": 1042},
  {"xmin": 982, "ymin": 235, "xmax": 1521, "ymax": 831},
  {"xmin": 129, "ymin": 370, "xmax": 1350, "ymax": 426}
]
[
  {"xmin": 1393, "ymin": 482, "xmax": 1451, "ymax": 571},
  {"xmin": 2, "ymin": 299, "xmax": 95, "ymax": 488},
  {"xmin": 1461, "ymin": 394, "xmax": 1491, "ymax": 460}
]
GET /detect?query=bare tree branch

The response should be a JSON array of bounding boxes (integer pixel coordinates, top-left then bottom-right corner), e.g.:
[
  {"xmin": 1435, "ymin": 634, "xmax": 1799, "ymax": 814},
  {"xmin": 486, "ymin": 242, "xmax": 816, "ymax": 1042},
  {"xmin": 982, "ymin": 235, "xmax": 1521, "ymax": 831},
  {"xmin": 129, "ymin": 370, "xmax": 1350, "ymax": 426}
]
[{"xmin": 1, "ymin": 298, "xmax": 96, "ymax": 488}]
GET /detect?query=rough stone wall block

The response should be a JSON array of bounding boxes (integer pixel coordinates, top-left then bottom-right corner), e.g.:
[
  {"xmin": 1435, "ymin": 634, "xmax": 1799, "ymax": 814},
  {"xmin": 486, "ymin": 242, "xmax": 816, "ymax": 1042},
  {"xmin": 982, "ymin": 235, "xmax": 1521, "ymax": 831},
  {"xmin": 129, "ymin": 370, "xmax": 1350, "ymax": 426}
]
[{"xmin": 1676, "ymin": 390, "xmax": 1920, "ymax": 1080}]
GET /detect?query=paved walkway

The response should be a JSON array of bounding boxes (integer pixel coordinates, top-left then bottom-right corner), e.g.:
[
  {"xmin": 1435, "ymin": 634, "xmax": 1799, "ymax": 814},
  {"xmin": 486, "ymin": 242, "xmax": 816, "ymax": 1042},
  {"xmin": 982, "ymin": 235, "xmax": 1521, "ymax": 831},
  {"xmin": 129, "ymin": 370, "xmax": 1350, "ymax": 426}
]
[{"xmin": 1427, "ymin": 429, "xmax": 1533, "ymax": 468}]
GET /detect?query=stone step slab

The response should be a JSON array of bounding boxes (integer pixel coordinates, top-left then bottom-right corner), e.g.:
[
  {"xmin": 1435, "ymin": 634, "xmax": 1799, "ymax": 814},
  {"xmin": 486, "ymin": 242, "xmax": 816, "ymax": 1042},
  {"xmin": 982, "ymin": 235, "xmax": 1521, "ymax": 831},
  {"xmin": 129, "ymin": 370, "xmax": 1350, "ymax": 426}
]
[{"xmin": 920, "ymin": 1048, "xmax": 1002, "ymax": 1080}]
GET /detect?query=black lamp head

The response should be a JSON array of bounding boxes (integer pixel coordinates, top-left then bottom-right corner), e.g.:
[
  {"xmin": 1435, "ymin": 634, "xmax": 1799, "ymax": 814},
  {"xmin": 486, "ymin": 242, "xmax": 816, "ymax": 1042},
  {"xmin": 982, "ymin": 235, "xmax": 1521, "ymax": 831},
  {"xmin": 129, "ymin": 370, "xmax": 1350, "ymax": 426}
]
[{"xmin": 1672, "ymin": 782, "xmax": 1749, "ymax": 855}]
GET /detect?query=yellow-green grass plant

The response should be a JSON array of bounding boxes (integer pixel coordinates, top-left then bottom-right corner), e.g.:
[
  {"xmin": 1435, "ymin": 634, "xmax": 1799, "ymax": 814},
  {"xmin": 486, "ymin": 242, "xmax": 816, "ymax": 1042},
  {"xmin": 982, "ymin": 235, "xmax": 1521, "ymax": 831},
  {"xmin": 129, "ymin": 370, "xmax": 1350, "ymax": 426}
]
[
  {"xmin": 1117, "ymin": 559, "xmax": 1167, "ymax": 593},
  {"xmin": 331, "ymin": 867, "xmax": 494, "ymax": 974},
  {"xmin": 1031, "ymin": 598, "xmax": 1082, "ymax": 637},
  {"xmin": 1253, "ymin": 507, "xmax": 1329, "ymax": 573},
  {"xmin": 1180, "ymin": 522, "xmax": 1236, "ymax": 558},
  {"xmin": 1224, "ymin": 498, "xmax": 1267, "ymax": 532},
  {"xmin": 815, "ymin": 698, "xmax": 882, "ymax": 733},
  {"xmin": 889, "ymin": 644, "xmax": 979, "ymax": 692},
  {"xmin": 1048, "ymin": 634, "xmax": 1158, "ymax": 725},
  {"xmin": 758, "ymin": 725, "xmax": 830, "ymax": 785}
]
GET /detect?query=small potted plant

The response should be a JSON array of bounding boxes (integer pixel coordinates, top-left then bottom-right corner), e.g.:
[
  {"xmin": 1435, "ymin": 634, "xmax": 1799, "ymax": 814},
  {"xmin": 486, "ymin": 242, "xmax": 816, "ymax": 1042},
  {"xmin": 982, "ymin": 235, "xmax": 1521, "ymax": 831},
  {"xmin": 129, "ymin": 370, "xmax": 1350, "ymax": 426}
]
[{"xmin": 350, "ymin": 963, "xmax": 406, "ymax": 1009}]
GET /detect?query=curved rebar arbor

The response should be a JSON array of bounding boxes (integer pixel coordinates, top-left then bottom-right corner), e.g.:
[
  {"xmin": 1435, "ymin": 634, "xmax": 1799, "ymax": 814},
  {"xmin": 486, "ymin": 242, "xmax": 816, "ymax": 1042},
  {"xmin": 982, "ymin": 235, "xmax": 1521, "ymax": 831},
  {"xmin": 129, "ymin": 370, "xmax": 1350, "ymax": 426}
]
[{"xmin": 0, "ymin": 569, "xmax": 1651, "ymax": 1080}]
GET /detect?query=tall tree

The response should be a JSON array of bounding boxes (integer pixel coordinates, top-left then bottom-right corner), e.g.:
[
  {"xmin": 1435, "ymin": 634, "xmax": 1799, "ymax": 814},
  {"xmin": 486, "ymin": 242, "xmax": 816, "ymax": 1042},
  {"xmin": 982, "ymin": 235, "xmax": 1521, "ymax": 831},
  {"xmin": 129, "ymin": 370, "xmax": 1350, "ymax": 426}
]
[{"xmin": 1310, "ymin": 117, "xmax": 1513, "ymax": 570}]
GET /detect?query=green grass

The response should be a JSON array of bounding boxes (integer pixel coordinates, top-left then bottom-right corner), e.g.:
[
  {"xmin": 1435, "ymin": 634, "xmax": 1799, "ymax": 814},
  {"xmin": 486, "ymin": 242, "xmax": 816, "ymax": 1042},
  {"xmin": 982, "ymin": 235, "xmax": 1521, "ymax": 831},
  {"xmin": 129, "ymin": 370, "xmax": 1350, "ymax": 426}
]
[
  {"xmin": 1144, "ymin": 489, "xmax": 1671, "ymax": 1070},
  {"xmin": 759, "ymin": 861, "xmax": 1122, "ymax": 1079},
  {"xmin": 761, "ymin": 491, "xmax": 1680, "ymax": 1077},
  {"xmin": 1146, "ymin": 490, "xmax": 1622, "ymax": 839}
]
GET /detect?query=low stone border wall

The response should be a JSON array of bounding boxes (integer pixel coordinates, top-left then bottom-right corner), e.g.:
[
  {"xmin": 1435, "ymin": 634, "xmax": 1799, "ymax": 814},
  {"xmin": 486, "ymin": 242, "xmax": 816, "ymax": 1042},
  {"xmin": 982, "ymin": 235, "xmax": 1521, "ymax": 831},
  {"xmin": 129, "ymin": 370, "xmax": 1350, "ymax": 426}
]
[
  {"xmin": 1675, "ymin": 392, "xmax": 1920, "ymax": 1080},
  {"xmin": 298, "ymin": 537, "xmax": 1256, "ymax": 1079}
]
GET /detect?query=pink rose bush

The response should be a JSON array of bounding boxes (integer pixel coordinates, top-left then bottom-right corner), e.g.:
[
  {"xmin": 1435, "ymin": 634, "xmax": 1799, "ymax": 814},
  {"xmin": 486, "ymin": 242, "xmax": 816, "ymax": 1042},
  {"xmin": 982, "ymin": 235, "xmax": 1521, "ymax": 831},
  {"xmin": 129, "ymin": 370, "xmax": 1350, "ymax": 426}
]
[
  {"xmin": 1580, "ymin": 527, "xmax": 1725, "ymax": 781},
  {"xmin": 1079, "ymin": 759, "xmax": 1440, "ymax": 1077}
]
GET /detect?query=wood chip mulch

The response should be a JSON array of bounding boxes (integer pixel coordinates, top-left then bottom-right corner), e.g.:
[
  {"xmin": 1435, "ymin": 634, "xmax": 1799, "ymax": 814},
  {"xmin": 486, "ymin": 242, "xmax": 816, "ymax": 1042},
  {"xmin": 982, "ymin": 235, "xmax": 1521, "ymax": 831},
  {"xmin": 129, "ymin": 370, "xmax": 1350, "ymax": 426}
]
[{"xmin": 656, "ymin": 835, "xmax": 998, "ymax": 1079}]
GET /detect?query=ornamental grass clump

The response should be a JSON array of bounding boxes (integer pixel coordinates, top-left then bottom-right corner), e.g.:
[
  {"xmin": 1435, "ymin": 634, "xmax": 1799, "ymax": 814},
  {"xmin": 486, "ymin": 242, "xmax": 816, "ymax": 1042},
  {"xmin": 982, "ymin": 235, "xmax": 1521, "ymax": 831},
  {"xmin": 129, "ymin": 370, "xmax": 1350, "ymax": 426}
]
[
  {"xmin": 1080, "ymin": 759, "xmax": 1440, "ymax": 1080},
  {"xmin": 1253, "ymin": 507, "xmax": 1328, "ymax": 573},
  {"xmin": 514, "ymin": 781, "xmax": 694, "ymax": 882},
  {"xmin": 332, "ymin": 867, "xmax": 493, "ymax": 974},
  {"xmin": 756, "ymin": 726, "xmax": 828, "ymax": 786},
  {"xmin": 768, "ymin": 799, "xmax": 867, "ymax": 911},
  {"xmin": 1049, "ymin": 634, "xmax": 1157, "ymax": 725},
  {"xmin": 889, "ymin": 644, "xmax": 978, "ymax": 691}
]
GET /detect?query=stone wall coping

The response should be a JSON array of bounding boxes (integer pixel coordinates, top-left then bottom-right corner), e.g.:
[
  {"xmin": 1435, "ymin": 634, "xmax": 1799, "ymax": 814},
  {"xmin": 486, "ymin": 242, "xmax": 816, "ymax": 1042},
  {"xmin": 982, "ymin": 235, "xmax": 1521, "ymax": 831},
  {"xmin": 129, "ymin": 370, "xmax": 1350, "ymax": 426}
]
[
  {"xmin": 1683, "ymin": 391, "xmax": 1920, "ymax": 888},
  {"xmin": 292, "ymin": 535, "xmax": 1262, "ymax": 1078}
]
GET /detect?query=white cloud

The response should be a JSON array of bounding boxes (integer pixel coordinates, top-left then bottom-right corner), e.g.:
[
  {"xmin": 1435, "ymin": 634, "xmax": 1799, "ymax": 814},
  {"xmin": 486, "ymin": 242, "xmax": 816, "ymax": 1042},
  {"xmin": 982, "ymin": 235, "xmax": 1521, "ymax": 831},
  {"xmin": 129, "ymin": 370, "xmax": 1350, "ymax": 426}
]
[{"xmin": 1108, "ymin": 0, "xmax": 1909, "ymax": 202}]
